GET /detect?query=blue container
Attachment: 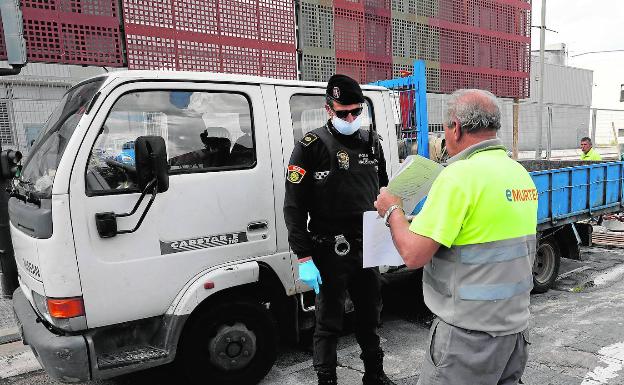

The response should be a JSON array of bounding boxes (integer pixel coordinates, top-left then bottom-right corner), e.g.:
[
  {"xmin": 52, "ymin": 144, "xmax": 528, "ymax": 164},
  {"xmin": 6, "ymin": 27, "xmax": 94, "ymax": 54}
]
[
  {"xmin": 410, "ymin": 160, "xmax": 624, "ymax": 231},
  {"xmin": 529, "ymin": 161, "xmax": 624, "ymax": 229}
]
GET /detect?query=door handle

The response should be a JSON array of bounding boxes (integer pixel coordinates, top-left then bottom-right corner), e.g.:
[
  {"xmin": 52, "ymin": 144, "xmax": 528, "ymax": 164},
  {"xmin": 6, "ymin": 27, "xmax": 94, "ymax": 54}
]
[{"xmin": 247, "ymin": 221, "xmax": 268, "ymax": 232}]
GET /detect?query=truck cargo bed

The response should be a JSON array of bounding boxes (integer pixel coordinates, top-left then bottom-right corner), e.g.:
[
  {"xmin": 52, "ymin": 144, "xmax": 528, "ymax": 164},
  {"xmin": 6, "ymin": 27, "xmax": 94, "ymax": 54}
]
[{"xmin": 520, "ymin": 160, "xmax": 624, "ymax": 230}]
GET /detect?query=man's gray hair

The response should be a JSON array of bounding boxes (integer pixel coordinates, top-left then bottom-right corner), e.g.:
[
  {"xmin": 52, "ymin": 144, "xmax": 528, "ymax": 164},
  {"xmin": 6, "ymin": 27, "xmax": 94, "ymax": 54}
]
[{"xmin": 446, "ymin": 89, "xmax": 502, "ymax": 133}]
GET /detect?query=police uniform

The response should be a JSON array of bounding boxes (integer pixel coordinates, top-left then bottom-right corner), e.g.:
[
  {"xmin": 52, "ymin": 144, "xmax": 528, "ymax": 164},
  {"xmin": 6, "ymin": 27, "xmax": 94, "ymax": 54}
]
[
  {"xmin": 409, "ymin": 138, "xmax": 538, "ymax": 385},
  {"xmin": 283, "ymin": 75, "xmax": 391, "ymax": 385}
]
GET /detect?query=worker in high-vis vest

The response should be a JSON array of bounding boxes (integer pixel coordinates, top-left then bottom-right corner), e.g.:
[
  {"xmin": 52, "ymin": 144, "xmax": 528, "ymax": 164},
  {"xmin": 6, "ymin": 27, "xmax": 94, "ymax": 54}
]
[
  {"xmin": 375, "ymin": 89, "xmax": 538, "ymax": 385},
  {"xmin": 580, "ymin": 137, "xmax": 602, "ymax": 161}
]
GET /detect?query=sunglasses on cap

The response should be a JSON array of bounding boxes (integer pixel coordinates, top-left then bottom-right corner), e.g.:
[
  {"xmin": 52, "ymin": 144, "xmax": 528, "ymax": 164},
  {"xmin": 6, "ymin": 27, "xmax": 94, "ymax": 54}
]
[{"xmin": 332, "ymin": 106, "xmax": 363, "ymax": 119}]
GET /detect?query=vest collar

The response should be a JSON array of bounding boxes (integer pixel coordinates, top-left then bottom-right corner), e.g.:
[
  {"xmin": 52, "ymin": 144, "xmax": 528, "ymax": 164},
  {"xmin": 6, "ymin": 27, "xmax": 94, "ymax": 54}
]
[{"xmin": 447, "ymin": 138, "xmax": 507, "ymax": 164}]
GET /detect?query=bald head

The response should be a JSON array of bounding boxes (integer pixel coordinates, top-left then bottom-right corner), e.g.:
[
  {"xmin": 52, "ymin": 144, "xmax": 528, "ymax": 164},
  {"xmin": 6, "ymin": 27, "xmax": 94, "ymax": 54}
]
[{"xmin": 446, "ymin": 89, "xmax": 501, "ymax": 133}]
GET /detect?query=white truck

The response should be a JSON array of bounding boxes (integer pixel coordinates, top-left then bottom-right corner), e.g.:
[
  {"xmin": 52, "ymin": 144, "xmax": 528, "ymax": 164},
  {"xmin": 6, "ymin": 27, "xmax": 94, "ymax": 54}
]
[{"xmin": 11, "ymin": 71, "xmax": 401, "ymax": 384}]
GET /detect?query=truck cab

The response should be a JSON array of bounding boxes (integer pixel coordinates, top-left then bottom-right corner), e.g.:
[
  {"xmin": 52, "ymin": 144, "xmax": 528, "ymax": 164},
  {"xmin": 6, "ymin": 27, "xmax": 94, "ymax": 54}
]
[{"xmin": 11, "ymin": 71, "xmax": 400, "ymax": 384}]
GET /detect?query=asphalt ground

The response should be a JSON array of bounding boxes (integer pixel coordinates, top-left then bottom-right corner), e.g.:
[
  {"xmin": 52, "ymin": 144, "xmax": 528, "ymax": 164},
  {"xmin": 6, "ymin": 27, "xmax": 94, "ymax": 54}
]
[{"xmin": 3, "ymin": 244, "xmax": 624, "ymax": 385}]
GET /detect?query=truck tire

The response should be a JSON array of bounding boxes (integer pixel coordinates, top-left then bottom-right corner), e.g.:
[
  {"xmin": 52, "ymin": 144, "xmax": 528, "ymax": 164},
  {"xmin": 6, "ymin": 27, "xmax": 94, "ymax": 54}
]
[
  {"xmin": 532, "ymin": 238, "xmax": 561, "ymax": 294},
  {"xmin": 178, "ymin": 300, "xmax": 278, "ymax": 385}
]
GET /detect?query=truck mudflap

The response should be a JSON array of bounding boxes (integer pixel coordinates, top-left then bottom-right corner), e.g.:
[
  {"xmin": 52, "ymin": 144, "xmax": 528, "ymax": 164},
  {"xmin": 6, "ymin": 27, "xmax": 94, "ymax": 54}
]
[{"xmin": 12, "ymin": 288, "xmax": 90, "ymax": 383}]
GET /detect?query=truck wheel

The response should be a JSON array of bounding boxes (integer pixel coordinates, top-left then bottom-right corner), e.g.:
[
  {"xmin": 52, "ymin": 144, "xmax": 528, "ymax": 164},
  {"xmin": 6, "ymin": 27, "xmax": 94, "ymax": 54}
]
[
  {"xmin": 178, "ymin": 300, "xmax": 278, "ymax": 385},
  {"xmin": 532, "ymin": 238, "xmax": 561, "ymax": 294}
]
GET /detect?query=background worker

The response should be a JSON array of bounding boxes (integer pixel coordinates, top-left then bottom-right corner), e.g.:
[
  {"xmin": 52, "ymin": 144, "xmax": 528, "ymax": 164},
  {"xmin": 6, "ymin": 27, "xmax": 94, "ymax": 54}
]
[
  {"xmin": 375, "ymin": 89, "xmax": 538, "ymax": 385},
  {"xmin": 580, "ymin": 137, "xmax": 602, "ymax": 160},
  {"xmin": 284, "ymin": 74, "xmax": 394, "ymax": 385}
]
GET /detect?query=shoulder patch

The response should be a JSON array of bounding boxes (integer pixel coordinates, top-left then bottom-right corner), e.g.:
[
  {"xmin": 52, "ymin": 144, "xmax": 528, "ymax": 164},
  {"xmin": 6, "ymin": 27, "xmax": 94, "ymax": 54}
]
[
  {"xmin": 299, "ymin": 133, "xmax": 318, "ymax": 147},
  {"xmin": 287, "ymin": 165, "xmax": 306, "ymax": 184}
]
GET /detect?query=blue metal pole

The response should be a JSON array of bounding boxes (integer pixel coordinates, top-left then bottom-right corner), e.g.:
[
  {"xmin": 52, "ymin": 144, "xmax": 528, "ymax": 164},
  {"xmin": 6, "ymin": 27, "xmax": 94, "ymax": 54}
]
[
  {"xmin": 370, "ymin": 60, "xmax": 429, "ymax": 158},
  {"xmin": 414, "ymin": 60, "xmax": 429, "ymax": 158}
]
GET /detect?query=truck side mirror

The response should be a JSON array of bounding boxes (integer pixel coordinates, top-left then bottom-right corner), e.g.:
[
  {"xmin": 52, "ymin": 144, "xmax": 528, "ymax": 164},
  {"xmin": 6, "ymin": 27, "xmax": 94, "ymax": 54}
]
[
  {"xmin": 135, "ymin": 136, "xmax": 169, "ymax": 193},
  {"xmin": 0, "ymin": 149, "xmax": 21, "ymax": 179},
  {"xmin": 95, "ymin": 136, "xmax": 169, "ymax": 238}
]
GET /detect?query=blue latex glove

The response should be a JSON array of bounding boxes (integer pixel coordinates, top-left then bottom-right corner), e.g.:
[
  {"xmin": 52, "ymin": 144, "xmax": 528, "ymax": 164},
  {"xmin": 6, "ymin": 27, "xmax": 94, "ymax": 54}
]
[{"xmin": 299, "ymin": 259, "xmax": 322, "ymax": 294}]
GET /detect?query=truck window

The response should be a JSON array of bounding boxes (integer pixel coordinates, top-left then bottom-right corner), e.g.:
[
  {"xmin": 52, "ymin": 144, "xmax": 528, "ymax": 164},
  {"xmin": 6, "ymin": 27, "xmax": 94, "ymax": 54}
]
[
  {"xmin": 18, "ymin": 78, "xmax": 105, "ymax": 199},
  {"xmin": 86, "ymin": 90, "xmax": 256, "ymax": 194},
  {"xmin": 289, "ymin": 94, "xmax": 374, "ymax": 142}
]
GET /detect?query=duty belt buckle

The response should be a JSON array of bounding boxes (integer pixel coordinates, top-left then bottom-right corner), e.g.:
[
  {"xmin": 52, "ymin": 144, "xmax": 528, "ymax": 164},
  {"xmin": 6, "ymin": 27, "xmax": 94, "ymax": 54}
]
[{"xmin": 334, "ymin": 235, "xmax": 350, "ymax": 256}]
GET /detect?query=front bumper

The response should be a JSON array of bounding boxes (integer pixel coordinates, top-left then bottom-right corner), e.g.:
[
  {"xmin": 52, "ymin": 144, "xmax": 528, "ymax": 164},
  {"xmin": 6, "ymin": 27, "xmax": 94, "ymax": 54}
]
[{"xmin": 13, "ymin": 288, "xmax": 90, "ymax": 383}]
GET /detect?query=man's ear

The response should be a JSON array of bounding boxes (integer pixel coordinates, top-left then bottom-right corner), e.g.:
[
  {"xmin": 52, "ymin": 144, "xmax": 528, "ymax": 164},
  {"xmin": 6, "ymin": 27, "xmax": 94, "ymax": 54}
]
[
  {"xmin": 452, "ymin": 119, "xmax": 462, "ymax": 142},
  {"xmin": 325, "ymin": 104, "xmax": 333, "ymax": 116}
]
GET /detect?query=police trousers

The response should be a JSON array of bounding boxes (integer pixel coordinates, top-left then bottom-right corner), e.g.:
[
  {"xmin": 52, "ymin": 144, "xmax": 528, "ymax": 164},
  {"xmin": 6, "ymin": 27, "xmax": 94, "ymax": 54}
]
[
  {"xmin": 311, "ymin": 240, "xmax": 383, "ymax": 372},
  {"xmin": 418, "ymin": 318, "xmax": 529, "ymax": 385}
]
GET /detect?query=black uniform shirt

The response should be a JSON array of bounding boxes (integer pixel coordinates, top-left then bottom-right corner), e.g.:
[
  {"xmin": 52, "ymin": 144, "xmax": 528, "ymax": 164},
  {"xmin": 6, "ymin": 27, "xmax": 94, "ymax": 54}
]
[{"xmin": 284, "ymin": 122, "xmax": 388, "ymax": 258}]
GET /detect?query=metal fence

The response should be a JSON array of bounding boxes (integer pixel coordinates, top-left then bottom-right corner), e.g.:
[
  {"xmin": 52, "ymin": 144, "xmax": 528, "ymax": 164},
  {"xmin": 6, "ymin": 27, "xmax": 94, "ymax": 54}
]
[
  {"xmin": 0, "ymin": 80, "xmax": 71, "ymax": 154},
  {"xmin": 0, "ymin": 63, "xmax": 110, "ymax": 155},
  {"xmin": 592, "ymin": 109, "xmax": 624, "ymax": 147},
  {"xmin": 3, "ymin": 84, "xmax": 622, "ymax": 162},
  {"xmin": 424, "ymin": 95, "xmax": 590, "ymax": 151}
]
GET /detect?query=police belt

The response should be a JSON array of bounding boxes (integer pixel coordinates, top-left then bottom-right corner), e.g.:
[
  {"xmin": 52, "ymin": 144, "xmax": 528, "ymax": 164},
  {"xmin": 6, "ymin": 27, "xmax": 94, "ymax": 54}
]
[{"xmin": 311, "ymin": 234, "xmax": 362, "ymax": 256}]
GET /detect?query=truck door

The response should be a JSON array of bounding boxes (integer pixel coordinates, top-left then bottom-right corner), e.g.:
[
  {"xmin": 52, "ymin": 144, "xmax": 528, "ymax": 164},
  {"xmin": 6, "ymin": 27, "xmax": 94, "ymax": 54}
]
[{"xmin": 69, "ymin": 82, "xmax": 277, "ymax": 327}]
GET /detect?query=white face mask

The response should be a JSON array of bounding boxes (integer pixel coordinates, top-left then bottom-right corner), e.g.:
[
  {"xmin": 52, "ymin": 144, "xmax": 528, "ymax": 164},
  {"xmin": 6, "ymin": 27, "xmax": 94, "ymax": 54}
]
[{"xmin": 332, "ymin": 115, "xmax": 362, "ymax": 136}]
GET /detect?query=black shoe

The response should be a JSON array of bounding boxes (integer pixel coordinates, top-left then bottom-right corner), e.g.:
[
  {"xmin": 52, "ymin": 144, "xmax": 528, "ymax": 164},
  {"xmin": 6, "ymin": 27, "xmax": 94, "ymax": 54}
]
[
  {"xmin": 317, "ymin": 370, "xmax": 337, "ymax": 385},
  {"xmin": 362, "ymin": 371, "xmax": 396, "ymax": 385}
]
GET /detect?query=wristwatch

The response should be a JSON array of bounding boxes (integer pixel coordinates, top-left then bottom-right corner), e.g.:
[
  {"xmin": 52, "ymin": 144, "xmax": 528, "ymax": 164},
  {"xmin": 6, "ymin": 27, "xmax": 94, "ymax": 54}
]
[{"xmin": 383, "ymin": 204, "xmax": 404, "ymax": 227}]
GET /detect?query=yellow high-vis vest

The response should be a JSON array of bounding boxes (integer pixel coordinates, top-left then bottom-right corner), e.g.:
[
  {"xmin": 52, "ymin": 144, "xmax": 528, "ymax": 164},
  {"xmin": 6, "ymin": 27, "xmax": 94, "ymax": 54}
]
[
  {"xmin": 410, "ymin": 139, "xmax": 538, "ymax": 336},
  {"xmin": 580, "ymin": 148, "xmax": 602, "ymax": 161}
]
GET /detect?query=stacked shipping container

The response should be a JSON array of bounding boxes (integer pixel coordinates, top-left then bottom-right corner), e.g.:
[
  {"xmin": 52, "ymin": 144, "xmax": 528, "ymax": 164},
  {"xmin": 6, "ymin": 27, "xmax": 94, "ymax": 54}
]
[
  {"xmin": 122, "ymin": 0, "xmax": 297, "ymax": 79},
  {"xmin": 0, "ymin": 0, "xmax": 123, "ymax": 66},
  {"xmin": 0, "ymin": 0, "xmax": 530, "ymax": 98}
]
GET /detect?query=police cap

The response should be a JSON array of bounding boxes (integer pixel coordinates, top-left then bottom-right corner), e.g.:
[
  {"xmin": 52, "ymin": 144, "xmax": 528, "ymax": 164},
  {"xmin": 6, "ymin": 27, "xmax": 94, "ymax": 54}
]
[{"xmin": 326, "ymin": 74, "xmax": 365, "ymax": 105}]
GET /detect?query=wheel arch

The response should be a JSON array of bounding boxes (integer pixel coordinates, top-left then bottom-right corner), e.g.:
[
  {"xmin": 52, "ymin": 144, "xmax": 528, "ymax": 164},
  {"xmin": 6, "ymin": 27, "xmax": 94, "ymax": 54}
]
[
  {"xmin": 172, "ymin": 262, "xmax": 285, "ymax": 385},
  {"xmin": 170, "ymin": 260, "xmax": 296, "ymax": 349}
]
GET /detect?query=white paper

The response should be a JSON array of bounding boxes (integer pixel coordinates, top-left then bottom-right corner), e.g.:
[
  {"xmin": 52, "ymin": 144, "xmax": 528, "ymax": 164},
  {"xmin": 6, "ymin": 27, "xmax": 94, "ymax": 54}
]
[
  {"xmin": 362, "ymin": 211, "xmax": 404, "ymax": 268},
  {"xmin": 387, "ymin": 155, "xmax": 444, "ymax": 214}
]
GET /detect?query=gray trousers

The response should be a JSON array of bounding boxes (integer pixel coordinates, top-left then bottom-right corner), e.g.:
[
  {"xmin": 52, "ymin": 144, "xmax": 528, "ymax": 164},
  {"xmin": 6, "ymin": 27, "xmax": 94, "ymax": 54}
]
[{"xmin": 417, "ymin": 318, "xmax": 529, "ymax": 385}]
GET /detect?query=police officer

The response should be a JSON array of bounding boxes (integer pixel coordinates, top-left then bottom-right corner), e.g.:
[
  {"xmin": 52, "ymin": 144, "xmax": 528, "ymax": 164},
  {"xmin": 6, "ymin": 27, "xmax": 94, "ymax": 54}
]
[
  {"xmin": 375, "ymin": 89, "xmax": 537, "ymax": 385},
  {"xmin": 284, "ymin": 74, "xmax": 394, "ymax": 385}
]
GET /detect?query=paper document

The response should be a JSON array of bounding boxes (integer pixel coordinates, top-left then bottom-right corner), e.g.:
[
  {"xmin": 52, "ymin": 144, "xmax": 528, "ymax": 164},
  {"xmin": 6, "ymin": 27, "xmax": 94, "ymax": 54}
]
[
  {"xmin": 387, "ymin": 155, "xmax": 444, "ymax": 214},
  {"xmin": 362, "ymin": 211, "xmax": 404, "ymax": 268}
]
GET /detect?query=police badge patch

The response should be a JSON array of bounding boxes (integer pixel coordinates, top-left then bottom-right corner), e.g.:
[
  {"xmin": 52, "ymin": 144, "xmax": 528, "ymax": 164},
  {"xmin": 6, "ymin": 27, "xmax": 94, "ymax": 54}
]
[
  {"xmin": 332, "ymin": 86, "xmax": 340, "ymax": 99},
  {"xmin": 336, "ymin": 150, "xmax": 349, "ymax": 170},
  {"xmin": 287, "ymin": 165, "xmax": 306, "ymax": 183}
]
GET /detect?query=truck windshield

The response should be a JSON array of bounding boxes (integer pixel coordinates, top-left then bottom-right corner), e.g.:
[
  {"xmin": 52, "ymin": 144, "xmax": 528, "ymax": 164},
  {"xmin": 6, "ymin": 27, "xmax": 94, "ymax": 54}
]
[{"xmin": 18, "ymin": 78, "xmax": 105, "ymax": 199}]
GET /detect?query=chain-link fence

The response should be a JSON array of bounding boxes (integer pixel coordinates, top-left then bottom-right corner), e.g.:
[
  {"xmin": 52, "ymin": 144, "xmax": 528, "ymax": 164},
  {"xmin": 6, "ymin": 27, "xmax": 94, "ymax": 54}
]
[
  {"xmin": 0, "ymin": 64, "xmax": 112, "ymax": 156},
  {"xmin": 0, "ymin": 80, "xmax": 72, "ymax": 155},
  {"xmin": 419, "ymin": 95, "xmax": 624, "ymax": 160},
  {"xmin": 592, "ymin": 109, "xmax": 624, "ymax": 147},
  {"xmin": 2, "ymin": 64, "xmax": 622, "ymax": 162},
  {"xmin": 425, "ymin": 94, "xmax": 592, "ymax": 151}
]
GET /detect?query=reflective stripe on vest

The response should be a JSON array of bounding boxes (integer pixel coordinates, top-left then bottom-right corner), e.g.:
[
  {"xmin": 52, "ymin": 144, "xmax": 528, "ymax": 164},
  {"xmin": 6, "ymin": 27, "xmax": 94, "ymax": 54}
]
[
  {"xmin": 432, "ymin": 235, "xmax": 536, "ymax": 265},
  {"xmin": 423, "ymin": 234, "xmax": 536, "ymax": 335},
  {"xmin": 426, "ymin": 235, "xmax": 536, "ymax": 301},
  {"xmin": 459, "ymin": 275, "xmax": 533, "ymax": 301}
]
